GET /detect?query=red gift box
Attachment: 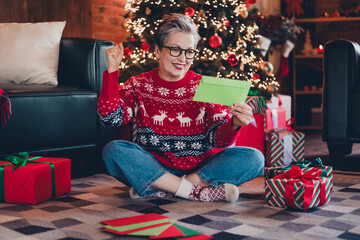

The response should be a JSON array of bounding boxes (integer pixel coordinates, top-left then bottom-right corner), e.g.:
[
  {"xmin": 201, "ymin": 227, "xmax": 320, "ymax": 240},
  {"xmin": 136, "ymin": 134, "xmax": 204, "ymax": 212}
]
[
  {"xmin": 0, "ymin": 156, "xmax": 71, "ymax": 204},
  {"xmin": 235, "ymin": 113, "xmax": 264, "ymax": 154},
  {"xmin": 265, "ymin": 107, "xmax": 287, "ymax": 131}
]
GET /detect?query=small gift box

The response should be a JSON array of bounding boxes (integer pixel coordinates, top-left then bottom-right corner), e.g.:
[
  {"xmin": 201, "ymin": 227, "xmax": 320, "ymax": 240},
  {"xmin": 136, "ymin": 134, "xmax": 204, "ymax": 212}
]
[
  {"xmin": 264, "ymin": 158, "xmax": 333, "ymax": 180},
  {"xmin": 265, "ymin": 107, "xmax": 287, "ymax": 131},
  {"xmin": 245, "ymin": 96, "xmax": 266, "ymax": 114},
  {"xmin": 0, "ymin": 152, "xmax": 71, "ymax": 204},
  {"xmin": 269, "ymin": 94, "xmax": 292, "ymax": 121},
  {"xmin": 265, "ymin": 129, "xmax": 305, "ymax": 167},
  {"xmin": 236, "ymin": 113, "xmax": 265, "ymax": 154},
  {"xmin": 265, "ymin": 165, "xmax": 333, "ymax": 211}
]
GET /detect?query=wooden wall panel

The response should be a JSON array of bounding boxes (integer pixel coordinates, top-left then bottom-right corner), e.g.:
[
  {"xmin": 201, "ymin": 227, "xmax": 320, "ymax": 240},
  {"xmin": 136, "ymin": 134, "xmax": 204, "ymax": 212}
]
[{"xmin": 0, "ymin": 0, "xmax": 92, "ymax": 38}]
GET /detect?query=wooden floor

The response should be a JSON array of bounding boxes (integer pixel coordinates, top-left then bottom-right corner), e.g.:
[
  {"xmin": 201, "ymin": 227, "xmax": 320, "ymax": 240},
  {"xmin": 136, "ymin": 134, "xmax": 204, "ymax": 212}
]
[{"xmin": 304, "ymin": 130, "xmax": 360, "ymax": 173}]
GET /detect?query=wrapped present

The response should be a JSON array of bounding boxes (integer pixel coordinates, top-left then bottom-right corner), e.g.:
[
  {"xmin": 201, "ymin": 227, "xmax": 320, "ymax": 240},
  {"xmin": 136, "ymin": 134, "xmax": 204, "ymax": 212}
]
[
  {"xmin": 236, "ymin": 113, "xmax": 264, "ymax": 154},
  {"xmin": 264, "ymin": 158, "xmax": 333, "ymax": 180},
  {"xmin": 0, "ymin": 152, "xmax": 71, "ymax": 204},
  {"xmin": 265, "ymin": 130, "xmax": 305, "ymax": 167},
  {"xmin": 245, "ymin": 96, "xmax": 266, "ymax": 114},
  {"xmin": 270, "ymin": 94, "xmax": 291, "ymax": 121},
  {"xmin": 265, "ymin": 165, "xmax": 332, "ymax": 211},
  {"xmin": 265, "ymin": 107, "xmax": 287, "ymax": 131}
]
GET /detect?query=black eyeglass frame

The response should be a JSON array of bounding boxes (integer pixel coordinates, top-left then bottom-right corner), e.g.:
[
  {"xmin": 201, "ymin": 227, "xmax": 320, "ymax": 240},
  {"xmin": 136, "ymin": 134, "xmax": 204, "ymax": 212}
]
[{"xmin": 162, "ymin": 46, "xmax": 199, "ymax": 59}]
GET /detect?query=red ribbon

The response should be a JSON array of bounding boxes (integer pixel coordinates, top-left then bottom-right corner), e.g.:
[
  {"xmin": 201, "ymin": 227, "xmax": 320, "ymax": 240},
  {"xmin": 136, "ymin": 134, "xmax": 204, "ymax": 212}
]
[
  {"xmin": 273, "ymin": 165, "xmax": 326, "ymax": 211},
  {"xmin": 286, "ymin": 117, "xmax": 294, "ymax": 131},
  {"xmin": 285, "ymin": 0, "xmax": 304, "ymax": 17}
]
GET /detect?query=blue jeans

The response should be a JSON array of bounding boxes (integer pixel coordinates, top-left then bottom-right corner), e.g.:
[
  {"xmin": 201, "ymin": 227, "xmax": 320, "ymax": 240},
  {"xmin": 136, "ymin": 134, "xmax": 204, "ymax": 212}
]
[{"xmin": 102, "ymin": 140, "xmax": 264, "ymax": 197}]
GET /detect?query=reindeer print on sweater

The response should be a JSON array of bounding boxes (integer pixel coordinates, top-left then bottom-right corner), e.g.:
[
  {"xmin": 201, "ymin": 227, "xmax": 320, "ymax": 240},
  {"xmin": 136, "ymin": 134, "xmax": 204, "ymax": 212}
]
[{"xmin": 98, "ymin": 69, "xmax": 240, "ymax": 170}]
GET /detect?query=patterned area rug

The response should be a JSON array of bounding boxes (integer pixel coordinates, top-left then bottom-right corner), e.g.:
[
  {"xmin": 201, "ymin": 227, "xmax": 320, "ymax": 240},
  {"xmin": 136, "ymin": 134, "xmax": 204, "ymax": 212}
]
[{"xmin": 0, "ymin": 172, "xmax": 359, "ymax": 240}]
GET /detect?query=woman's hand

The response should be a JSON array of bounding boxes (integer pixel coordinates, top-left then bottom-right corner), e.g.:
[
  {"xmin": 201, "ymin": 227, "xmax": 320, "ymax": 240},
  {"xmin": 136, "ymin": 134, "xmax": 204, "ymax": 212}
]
[
  {"xmin": 230, "ymin": 102, "xmax": 253, "ymax": 131},
  {"xmin": 105, "ymin": 43, "xmax": 124, "ymax": 73}
]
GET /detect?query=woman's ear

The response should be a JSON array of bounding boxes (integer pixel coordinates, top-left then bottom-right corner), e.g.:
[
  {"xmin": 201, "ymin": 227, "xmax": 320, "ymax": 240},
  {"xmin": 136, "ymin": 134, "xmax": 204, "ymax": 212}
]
[{"xmin": 155, "ymin": 45, "xmax": 161, "ymax": 59}]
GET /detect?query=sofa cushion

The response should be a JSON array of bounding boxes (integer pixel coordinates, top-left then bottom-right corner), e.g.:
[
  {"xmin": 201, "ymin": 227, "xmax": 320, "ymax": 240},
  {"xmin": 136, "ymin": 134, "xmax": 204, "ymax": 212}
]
[{"xmin": 0, "ymin": 21, "xmax": 66, "ymax": 85}]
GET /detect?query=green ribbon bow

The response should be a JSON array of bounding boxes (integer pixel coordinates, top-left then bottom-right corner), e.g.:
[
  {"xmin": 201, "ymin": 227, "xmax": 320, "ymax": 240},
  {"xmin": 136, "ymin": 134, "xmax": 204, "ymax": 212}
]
[
  {"xmin": 0, "ymin": 152, "xmax": 56, "ymax": 202},
  {"xmin": 290, "ymin": 157, "xmax": 324, "ymax": 169}
]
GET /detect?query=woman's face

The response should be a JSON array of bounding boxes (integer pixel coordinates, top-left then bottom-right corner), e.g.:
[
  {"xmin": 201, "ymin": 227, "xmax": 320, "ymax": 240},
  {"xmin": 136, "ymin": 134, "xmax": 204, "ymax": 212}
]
[{"xmin": 155, "ymin": 32, "xmax": 196, "ymax": 81}]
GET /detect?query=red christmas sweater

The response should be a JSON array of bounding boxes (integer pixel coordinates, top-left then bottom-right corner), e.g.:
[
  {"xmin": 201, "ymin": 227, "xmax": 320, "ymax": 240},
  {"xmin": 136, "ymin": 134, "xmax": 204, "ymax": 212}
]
[{"xmin": 98, "ymin": 68, "xmax": 241, "ymax": 170}]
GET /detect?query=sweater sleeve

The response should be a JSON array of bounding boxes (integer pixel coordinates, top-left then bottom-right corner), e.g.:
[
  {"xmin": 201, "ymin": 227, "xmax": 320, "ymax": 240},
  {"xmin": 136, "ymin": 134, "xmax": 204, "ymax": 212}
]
[
  {"xmin": 97, "ymin": 70, "xmax": 135, "ymax": 127},
  {"xmin": 205, "ymin": 104, "xmax": 240, "ymax": 148}
]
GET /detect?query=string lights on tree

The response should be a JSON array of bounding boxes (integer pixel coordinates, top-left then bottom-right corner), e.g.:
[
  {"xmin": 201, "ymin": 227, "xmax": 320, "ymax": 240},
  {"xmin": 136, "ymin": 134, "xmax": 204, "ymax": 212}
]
[{"xmin": 122, "ymin": 0, "xmax": 279, "ymax": 98}]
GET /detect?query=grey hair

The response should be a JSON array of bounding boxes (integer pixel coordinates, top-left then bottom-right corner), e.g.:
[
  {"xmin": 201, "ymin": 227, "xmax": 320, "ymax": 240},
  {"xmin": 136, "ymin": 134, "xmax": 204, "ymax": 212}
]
[{"xmin": 155, "ymin": 13, "xmax": 201, "ymax": 49}]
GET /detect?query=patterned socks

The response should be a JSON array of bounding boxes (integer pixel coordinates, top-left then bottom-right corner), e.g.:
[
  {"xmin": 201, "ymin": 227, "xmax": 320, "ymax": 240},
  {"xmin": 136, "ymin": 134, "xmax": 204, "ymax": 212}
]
[
  {"xmin": 129, "ymin": 187, "xmax": 174, "ymax": 199},
  {"xmin": 174, "ymin": 176, "xmax": 239, "ymax": 202},
  {"xmin": 129, "ymin": 177, "xmax": 239, "ymax": 202}
]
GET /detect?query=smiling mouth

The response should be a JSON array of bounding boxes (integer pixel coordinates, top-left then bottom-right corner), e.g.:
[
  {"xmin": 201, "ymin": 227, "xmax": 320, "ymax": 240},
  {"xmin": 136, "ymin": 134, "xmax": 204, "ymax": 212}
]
[{"xmin": 173, "ymin": 63, "xmax": 185, "ymax": 70}]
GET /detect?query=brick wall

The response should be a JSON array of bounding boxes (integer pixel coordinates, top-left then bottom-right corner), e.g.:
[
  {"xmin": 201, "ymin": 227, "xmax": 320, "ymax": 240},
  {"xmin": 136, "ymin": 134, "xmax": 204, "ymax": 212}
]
[{"xmin": 91, "ymin": 0, "xmax": 129, "ymax": 44}]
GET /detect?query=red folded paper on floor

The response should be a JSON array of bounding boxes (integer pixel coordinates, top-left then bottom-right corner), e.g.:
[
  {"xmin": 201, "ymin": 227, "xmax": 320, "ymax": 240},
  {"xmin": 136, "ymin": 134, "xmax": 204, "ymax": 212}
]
[
  {"xmin": 0, "ymin": 157, "xmax": 71, "ymax": 204},
  {"xmin": 102, "ymin": 213, "xmax": 169, "ymax": 226}
]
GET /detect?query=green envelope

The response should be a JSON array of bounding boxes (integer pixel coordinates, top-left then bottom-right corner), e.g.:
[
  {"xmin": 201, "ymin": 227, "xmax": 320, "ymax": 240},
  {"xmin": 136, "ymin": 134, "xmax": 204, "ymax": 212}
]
[{"xmin": 193, "ymin": 75, "xmax": 251, "ymax": 106}]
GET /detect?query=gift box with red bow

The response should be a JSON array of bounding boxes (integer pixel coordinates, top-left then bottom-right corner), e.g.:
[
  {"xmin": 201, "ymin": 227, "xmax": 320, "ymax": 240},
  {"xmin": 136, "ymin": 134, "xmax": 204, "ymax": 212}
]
[
  {"xmin": 0, "ymin": 153, "xmax": 71, "ymax": 204},
  {"xmin": 236, "ymin": 113, "xmax": 265, "ymax": 154},
  {"xmin": 265, "ymin": 129, "xmax": 305, "ymax": 167},
  {"xmin": 264, "ymin": 158, "xmax": 333, "ymax": 180},
  {"xmin": 265, "ymin": 165, "xmax": 333, "ymax": 211}
]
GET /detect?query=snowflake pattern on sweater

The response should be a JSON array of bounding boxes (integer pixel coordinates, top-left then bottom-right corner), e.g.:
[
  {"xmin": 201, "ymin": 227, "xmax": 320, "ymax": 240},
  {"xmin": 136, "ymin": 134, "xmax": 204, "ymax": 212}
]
[{"xmin": 98, "ymin": 69, "xmax": 240, "ymax": 170}]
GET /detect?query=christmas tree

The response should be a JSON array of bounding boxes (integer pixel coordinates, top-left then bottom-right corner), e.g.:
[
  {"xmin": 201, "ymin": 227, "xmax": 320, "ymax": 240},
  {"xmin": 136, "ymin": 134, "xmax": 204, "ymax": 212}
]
[{"xmin": 122, "ymin": 0, "xmax": 278, "ymax": 98}]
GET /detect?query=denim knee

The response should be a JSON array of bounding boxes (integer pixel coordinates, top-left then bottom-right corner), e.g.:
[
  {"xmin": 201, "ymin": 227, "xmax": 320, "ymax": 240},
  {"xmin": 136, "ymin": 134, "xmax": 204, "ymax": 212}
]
[{"xmin": 251, "ymin": 148, "xmax": 265, "ymax": 176}]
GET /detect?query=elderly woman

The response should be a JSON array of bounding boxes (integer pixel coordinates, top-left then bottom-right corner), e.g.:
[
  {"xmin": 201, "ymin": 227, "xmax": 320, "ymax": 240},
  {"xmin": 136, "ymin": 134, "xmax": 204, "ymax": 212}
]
[{"xmin": 98, "ymin": 13, "xmax": 264, "ymax": 202}]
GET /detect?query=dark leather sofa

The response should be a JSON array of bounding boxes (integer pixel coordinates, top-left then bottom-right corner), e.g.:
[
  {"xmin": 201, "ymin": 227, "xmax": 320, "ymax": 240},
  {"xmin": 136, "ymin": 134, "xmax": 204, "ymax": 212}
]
[
  {"xmin": 0, "ymin": 38, "xmax": 121, "ymax": 175},
  {"xmin": 323, "ymin": 39, "xmax": 360, "ymax": 156}
]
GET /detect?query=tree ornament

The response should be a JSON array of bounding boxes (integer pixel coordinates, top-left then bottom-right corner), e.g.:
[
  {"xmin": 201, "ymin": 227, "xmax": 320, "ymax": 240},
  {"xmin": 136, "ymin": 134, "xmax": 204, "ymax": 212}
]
[
  {"xmin": 223, "ymin": 19, "xmax": 230, "ymax": 27},
  {"xmin": 185, "ymin": 7, "xmax": 196, "ymax": 17},
  {"xmin": 252, "ymin": 73, "xmax": 260, "ymax": 80},
  {"xmin": 259, "ymin": 61, "xmax": 274, "ymax": 75},
  {"xmin": 227, "ymin": 54, "xmax": 239, "ymax": 66},
  {"xmin": 238, "ymin": 8, "xmax": 249, "ymax": 18},
  {"xmin": 247, "ymin": 0, "xmax": 257, "ymax": 4},
  {"xmin": 124, "ymin": 47, "xmax": 132, "ymax": 57},
  {"xmin": 209, "ymin": 34, "xmax": 222, "ymax": 48},
  {"xmin": 141, "ymin": 42, "xmax": 150, "ymax": 52},
  {"xmin": 237, "ymin": 39, "xmax": 247, "ymax": 50},
  {"xmin": 145, "ymin": 7, "xmax": 151, "ymax": 15},
  {"xmin": 267, "ymin": 84, "xmax": 278, "ymax": 95}
]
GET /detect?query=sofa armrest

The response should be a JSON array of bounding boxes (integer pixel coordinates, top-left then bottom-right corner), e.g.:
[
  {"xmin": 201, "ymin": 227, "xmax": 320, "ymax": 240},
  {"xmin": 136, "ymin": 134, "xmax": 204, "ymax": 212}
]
[
  {"xmin": 323, "ymin": 39, "xmax": 360, "ymax": 142},
  {"xmin": 58, "ymin": 38, "xmax": 115, "ymax": 93}
]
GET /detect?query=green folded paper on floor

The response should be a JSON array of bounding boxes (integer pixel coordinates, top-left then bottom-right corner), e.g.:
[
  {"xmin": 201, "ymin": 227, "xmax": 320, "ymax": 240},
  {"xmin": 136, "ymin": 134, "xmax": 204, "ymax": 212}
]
[
  {"xmin": 193, "ymin": 75, "xmax": 251, "ymax": 106},
  {"xmin": 174, "ymin": 223, "xmax": 203, "ymax": 238}
]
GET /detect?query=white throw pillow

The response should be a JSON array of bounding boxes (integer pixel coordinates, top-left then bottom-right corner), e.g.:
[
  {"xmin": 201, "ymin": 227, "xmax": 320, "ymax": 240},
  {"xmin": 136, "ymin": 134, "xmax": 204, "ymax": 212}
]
[{"xmin": 0, "ymin": 21, "xmax": 66, "ymax": 85}]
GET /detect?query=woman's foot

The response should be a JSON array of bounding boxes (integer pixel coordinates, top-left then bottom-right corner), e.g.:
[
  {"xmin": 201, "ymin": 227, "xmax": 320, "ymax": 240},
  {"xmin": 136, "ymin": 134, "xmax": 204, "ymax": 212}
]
[
  {"xmin": 175, "ymin": 177, "xmax": 239, "ymax": 202},
  {"xmin": 129, "ymin": 187, "xmax": 174, "ymax": 199}
]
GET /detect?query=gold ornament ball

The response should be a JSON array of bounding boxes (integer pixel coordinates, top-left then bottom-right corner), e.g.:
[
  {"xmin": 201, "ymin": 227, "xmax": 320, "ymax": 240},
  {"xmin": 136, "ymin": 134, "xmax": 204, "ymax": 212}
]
[
  {"xmin": 267, "ymin": 84, "xmax": 278, "ymax": 95},
  {"xmin": 260, "ymin": 61, "xmax": 274, "ymax": 75},
  {"xmin": 237, "ymin": 39, "xmax": 247, "ymax": 50},
  {"xmin": 145, "ymin": 7, "xmax": 151, "ymax": 15},
  {"xmin": 238, "ymin": 8, "xmax": 248, "ymax": 18}
]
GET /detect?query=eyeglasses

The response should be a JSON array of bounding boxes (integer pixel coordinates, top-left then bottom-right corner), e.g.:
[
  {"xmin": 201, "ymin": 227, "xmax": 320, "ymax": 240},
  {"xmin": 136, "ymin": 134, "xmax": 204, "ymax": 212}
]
[{"xmin": 163, "ymin": 46, "xmax": 199, "ymax": 59}]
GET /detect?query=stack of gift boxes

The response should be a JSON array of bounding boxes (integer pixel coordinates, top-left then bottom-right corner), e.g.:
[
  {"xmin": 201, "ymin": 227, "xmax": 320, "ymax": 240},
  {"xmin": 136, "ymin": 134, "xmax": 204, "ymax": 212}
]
[{"xmin": 236, "ymin": 95, "xmax": 333, "ymax": 211}]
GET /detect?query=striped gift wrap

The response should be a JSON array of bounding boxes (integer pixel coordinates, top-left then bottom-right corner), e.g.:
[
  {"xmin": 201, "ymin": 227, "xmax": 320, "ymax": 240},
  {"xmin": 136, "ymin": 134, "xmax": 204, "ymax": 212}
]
[
  {"xmin": 265, "ymin": 175, "xmax": 333, "ymax": 211},
  {"xmin": 265, "ymin": 130, "xmax": 305, "ymax": 167}
]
